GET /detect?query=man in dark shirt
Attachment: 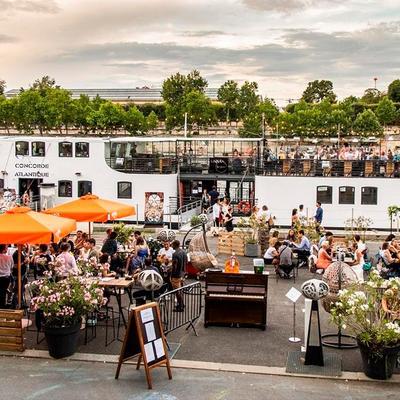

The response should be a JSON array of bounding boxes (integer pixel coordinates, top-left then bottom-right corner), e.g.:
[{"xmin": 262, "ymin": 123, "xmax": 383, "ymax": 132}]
[
  {"xmin": 101, "ymin": 231, "xmax": 118, "ymax": 256},
  {"xmin": 208, "ymin": 186, "xmax": 219, "ymax": 206},
  {"xmin": 171, "ymin": 240, "xmax": 187, "ymax": 312}
]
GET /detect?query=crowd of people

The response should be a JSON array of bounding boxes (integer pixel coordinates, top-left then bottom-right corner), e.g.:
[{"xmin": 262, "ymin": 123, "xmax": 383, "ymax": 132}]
[
  {"xmin": 0, "ymin": 228, "xmax": 188, "ymax": 312},
  {"xmin": 264, "ymin": 143, "xmax": 400, "ymax": 162}
]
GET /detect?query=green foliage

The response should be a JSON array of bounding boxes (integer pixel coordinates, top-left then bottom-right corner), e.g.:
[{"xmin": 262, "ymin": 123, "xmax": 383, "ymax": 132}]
[
  {"xmin": 146, "ymin": 111, "xmax": 158, "ymax": 131},
  {"xmin": 344, "ymin": 216, "xmax": 372, "ymax": 242},
  {"xmin": 190, "ymin": 215, "xmax": 202, "ymax": 227},
  {"xmin": 388, "ymin": 79, "xmax": 400, "ymax": 103},
  {"xmin": 113, "ymin": 222, "xmax": 135, "ymax": 245},
  {"xmin": 238, "ymin": 81, "xmax": 259, "ymax": 118},
  {"xmin": 353, "ymin": 109, "xmax": 383, "ymax": 136},
  {"xmin": 361, "ymin": 88, "xmax": 384, "ymax": 104},
  {"xmin": 301, "ymin": 80, "xmax": 337, "ymax": 103},
  {"xmin": 125, "ymin": 105, "xmax": 146, "ymax": 135},
  {"xmin": 184, "ymin": 90, "xmax": 216, "ymax": 128},
  {"xmin": 0, "ymin": 79, "xmax": 5, "ymax": 95},
  {"xmin": 239, "ymin": 112, "xmax": 262, "ymax": 138},
  {"xmin": 376, "ymin": 96, "xmax": 397, "ymax": 125},
  {"xmin": 217, "ymin": 80, "xmax": 239, "ymax": 122}
]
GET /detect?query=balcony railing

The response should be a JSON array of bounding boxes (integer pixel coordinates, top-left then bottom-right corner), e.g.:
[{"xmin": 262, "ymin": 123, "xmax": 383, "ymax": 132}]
[
  {"xmin": 257, "ymin": 159, "xmax": 400, "ymax": 178},
  {"xmin": 106, "ymin": 156, "xmax": 177, "ymax": 174}
]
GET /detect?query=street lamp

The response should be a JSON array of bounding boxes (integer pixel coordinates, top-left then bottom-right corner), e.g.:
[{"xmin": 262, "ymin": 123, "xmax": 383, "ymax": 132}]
[{"xmin": 374, "ymin": 77, "xmax": 378, "ymax": 90}]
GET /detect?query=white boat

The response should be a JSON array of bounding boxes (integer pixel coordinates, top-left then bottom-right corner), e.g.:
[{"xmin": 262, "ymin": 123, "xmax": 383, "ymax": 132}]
[{"xmin": 0, "ymin": 135, "xmax": 397, "ymax": 230}]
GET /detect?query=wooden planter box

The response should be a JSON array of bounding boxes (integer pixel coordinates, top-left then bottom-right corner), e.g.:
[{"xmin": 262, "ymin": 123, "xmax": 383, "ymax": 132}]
[
  {"xmin": 217, "ymin": 232, "xmax": 245, "ymax": 256},
  {"xmin": 0, "ymin": 309, "xmax": 25, "ymax": 352}
]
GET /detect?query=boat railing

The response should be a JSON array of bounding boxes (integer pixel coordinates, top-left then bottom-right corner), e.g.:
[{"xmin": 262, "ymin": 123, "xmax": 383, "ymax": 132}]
[
  {"xmin": 176, "ymin": 199, "xmax": 202, "ymax": 229},
  {"xmin": 105, "ymin": 156, "xmax": 178, "ymax": 174},
  {"xmin": 257, "ymin": 159, "xmax": 400, "ymax": 178}
]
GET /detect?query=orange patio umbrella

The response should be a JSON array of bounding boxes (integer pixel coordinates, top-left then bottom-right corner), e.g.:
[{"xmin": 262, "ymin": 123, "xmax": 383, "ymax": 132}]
[
  {"xmin": 0, "ymin": 206, "xmax": 77, "ymax": 308},
  {"xmin": 44, "ymin": 194, "xmax": 136, "ymax": 223}
]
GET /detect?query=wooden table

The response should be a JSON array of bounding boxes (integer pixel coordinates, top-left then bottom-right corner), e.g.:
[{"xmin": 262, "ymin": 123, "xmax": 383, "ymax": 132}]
[{"xmin": 97, "ymin": 278, "xmax": 138, "ymax": 327}]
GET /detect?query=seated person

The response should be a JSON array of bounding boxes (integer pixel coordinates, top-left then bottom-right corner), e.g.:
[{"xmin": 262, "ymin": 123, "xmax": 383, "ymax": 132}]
[
  {"xmin": 286, "ymin": 229, "xmax": 296, "ymax": 243},
  {"xmin": 157, "ymin": 241, "xmax": 174, "ymax": 278},
  {"xmin": 316, "ymin": 241, "xmax": 332, "ymax": 273},
  {"xmin": 318, "ymin": 231, "xmax": 333, "ymax": 248},
  {"xmin": 126, "ymin": 237, "xmax": 149, "ymax": 275},
  {"xmin": 263, "ymin": 241, "xmax": 280, "ymax": 265},
  {"xmin": 277, "ymin": 241, "xmax": 294, "ymax": 279},
  {"xmin": 379, "ymin": 242, "xmax": 400, "ymax": 276},
  {"xmin": 291, "ymin": 229, "xmax": 311, "ymax": 267}
]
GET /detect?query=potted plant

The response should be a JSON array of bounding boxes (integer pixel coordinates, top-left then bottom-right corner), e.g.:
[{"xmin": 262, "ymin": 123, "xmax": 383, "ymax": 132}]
[
  {"xmin": 237, "ymin": 215, "xmax": 262, "ymax": 257},
  {"xmin": 190, "ymin": 215, "xmax": 202, "ymax": 227},
  {"xmin": 29, "ymin": 273, "xmax": 106, "ymax": 359},
  {"xmin": 113, "ymin": 222, "xmax": 135, "ymax": 247},
  {"xmin": 330, "ymin": 270, "xmax": 400, "ymax": 380}
]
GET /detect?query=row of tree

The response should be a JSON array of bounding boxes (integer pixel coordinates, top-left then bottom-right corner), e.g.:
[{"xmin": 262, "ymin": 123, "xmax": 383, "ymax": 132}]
[
  {"xmin": 0, "ymin": 77, "xmax": 158, "ymax": 134},
  {"xmin": 1, "ymin": 74, "xmax": 400, "ymax": 137}
]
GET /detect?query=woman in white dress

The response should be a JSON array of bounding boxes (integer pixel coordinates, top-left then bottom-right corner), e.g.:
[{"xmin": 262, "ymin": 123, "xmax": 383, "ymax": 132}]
[{"xmin": 350, "ymin": 242, "xmax": 366, "ymax": 282}]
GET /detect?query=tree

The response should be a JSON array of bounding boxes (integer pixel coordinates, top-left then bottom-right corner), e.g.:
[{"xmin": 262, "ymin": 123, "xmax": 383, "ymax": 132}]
[
  {"xmin": 388, "ymin": 79, "xmax": 400, "ymax": 102},
  {"xmin": 44, "ymin": 88, "xmax": 75, "ymax": 133},
  {"xmin": 375, "ymin": 96, "xmax": 397, "ymax": 126},
  {"xmin": 353, "ymin": 109, "xmax": 383, "ymax": 136},
  {"xmin": 239, "ymin": 112, "xmax": 262, "ymax": 138},
  {"xmin": 15, "ymin": 89, "xmax": 47, "ymax": 133},
  {"xmin": 361, "ymin": 88, "xmax": 383, "ymax": 104},
  {"xmin": 217, "ymin": 80, "xmax": 239, "ymax": 123},
  {"xmin": 184, "ymin": 90, "xmax": 216, "ymax": 130},
  {"xmin": 0, "ymin": 80, "xmax": 6, "ymax": 95},
  {"xmin": 0, "ymin": 97, "xmax": 15, "ymax": 133},
  {"xmin": 88, "ymin": 101, "xmax": 125, "ymax": 133},
  {"xmin": 238, "ymin": 81, "xmax": 259, "ymax": 118},
  {"xmin": 31, "ymin": 75, "xmax": 58, "ymax": 95},
  {"xmin": 73, "ymin": 95, "xmax": 92, "ymax": 133},
  {"xmin": 124, "ymin": 105, "xmax": 146, "ymax": 135},
  {"xmin": 301, "ymin": 80, "xmax": 337, "ymax": 103},
  {"xmin": 146, "ymin": 111, "xmax": 158, "ymax": 131}
]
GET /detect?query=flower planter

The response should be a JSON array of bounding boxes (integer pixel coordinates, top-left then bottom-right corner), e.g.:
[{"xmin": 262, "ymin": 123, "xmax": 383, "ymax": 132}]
[
  {"xmin": 244, "ymin": 243, "xmax": 259, "ymax": 258},
  {"xmin": 45, "ymin": 321, "xmax": 80, "ymax": 359},
  {"xmin": 358, "ymin": 341, "xmax": 400, "ymax": 380}
]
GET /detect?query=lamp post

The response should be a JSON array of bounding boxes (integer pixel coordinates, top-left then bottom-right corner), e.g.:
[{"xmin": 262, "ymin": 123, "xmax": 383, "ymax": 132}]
[{"xmin": 374, "ymin": 77, "xmax": 378, "ymax": 90}]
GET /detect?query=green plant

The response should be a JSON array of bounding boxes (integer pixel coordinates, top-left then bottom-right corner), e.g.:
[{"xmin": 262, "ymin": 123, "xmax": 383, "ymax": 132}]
[
  {"xmin": 331, "ymin": 270, "xmax": 400, "ymax": 356},
  {"xmin": 113, "ymin": 222, "xmax": 135, "ymax": 245},
  {"xmin": 190, "ymin": 215, "xmax": 202, "ymax": 227},
  {"xmin": 237, "ymin": 214, "xmax": 266, "ymax": 244},
  {"xmin": 344, "ymin": 216, "xmax": 372, "ymax": 242},
  {"xmin": 298, "ymin": 217, "xmax": 322, "ymax": 243}
]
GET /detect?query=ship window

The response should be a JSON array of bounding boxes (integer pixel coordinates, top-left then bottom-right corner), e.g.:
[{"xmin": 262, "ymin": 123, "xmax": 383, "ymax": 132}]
[
  {"xmin": 32, "ymin": 141, "xmax": 45, "ymax": 157},
  {"xmin": 316, "ymin": 186, "xmax": 332, "ymax": 204},
  {"xmin": 361, "ymin": 187, "xmax": 377, "ymax": 205},
  {"xmin": 58, "ymin": 180, "xmax": 72, "ymax": 197},
  {"xmin": 59, "ymin": 142, "xmax": 73, "ymax": 157},
  {"xmin": 339, "ymin": 186, "xmax": 355, "ymax": 204},
  {"xmin": 76, "ymin": 142, "xmax": 89, "ymax": 157},
  {"xmin": 117, "ymin": 182, "xmax": 132, "ymax": 199},
  {"xmin": 15, "ymin": 141, "xmax": 29, "ymax": 156},
  {"xmin": 78, "ymin": 180, "xmax": 92, "ymax": 197},
  {"xmin": 0, "ymin": 179, "xmax": 3, "ymax": 190}
]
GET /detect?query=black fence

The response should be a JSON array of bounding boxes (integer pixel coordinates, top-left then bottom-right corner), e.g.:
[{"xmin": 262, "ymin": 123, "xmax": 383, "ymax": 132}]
[
  {"xmin": 157, "ymin": 282, "xmax": 202, "ymax": 336},
  {"xmin": 106, "ymin": 156, "xmax": 178, "ymax": 174}
]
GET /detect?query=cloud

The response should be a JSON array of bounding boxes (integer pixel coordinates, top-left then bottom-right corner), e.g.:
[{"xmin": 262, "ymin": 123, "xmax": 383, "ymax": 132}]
[
  {"xmin": 0, "ymin": 34, "xmax": 18, "ymax": 43},
  {"xmin": 181, "ymin": 30, "xmax": 233, "ymax": 37},
  {"xmin": 242, "ymin": 0, "xmax": 344, "ymax": 14},
  {"xmin": 0, "ymin": 0, "xmax": 59, "ymax": 14}
]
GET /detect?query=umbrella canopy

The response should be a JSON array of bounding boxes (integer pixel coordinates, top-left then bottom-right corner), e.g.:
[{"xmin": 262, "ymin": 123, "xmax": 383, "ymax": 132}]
[
  {"xmin": 43, "ymin": 194, "xmax": 136, "ymax": 222},
  {"xmin": 0, "ymin": 206, "xmax": 77, "ymax": 244},
  {"xmin": 0, "ymin": 206, "xmax": 77, "ymax": 308}
]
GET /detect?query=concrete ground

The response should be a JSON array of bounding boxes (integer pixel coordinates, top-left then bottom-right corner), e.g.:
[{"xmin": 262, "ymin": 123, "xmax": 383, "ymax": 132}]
[
  {"xmin": 1, "ymin": 356, "xmax": 399, "ymax": 400},
  {"xmin": 22, "ymin": 236, "xmax": 387, "ymax": 374}
]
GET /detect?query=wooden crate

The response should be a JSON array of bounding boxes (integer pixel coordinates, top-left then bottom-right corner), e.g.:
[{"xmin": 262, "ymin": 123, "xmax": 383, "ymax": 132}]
[
  {"xmin": 232, "ymin": 236, "xmax": 245, "ymax": 256},
  {"xmin": 217, "ymin": 232, "xmax": 245, "ymax": 256},
  {"xmin": 0, "ymin": 310, "xmax": 25, "ymax": 352}
]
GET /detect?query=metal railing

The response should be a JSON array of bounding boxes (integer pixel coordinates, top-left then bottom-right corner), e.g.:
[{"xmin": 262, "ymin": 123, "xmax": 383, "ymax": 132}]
[
  {"xmin": 106, "ymin": 156, "xmax": 178, "ymax": 174},
  {"xmin": 257, "ymin": 159, "xmax": 400, "ymax": 178},
  {"xmin": 176, "ymin": 199, "xmax": 202, "ymax": 228},
  {"xmin": 157, "ymin": 282, "xmax": 202, "ymax": 336}
]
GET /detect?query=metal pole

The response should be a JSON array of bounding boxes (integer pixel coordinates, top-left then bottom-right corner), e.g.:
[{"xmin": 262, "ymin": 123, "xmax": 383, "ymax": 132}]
[
  {"xmin": 184, "ymin": 112, "xmax": 188, "ymax": 138},
  {"xmin": 136, "ymin": 203, "xmax": 139, "ymax": 225},
  {"xmin": 17, "ymin": 244, "xmax": 22, "ymax": 309}
]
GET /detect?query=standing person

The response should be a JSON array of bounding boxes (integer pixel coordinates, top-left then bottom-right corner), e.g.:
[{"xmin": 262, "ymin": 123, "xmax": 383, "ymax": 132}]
[
  {"xmin": 291, "ymin": 208, "xmax": 299, "ymax": 228},
  {"xmin": 208, "ymin": 186, "xmax": 219, "ymax": 206},
  {"xmin": 101, "ymin": 231, "xmax": 118, "ymax": 257},
  {"xmin": 298, "ymin": 204, "xmax": 306, "ymax": 220},
  {"xmin": 201, "ymin": 189, "xmax": 210, "ymax": 213},
  {"xmin": 0, "ymin": 244, "xmax": 13, "ymax": 308},
  {"xmin": 211, "ymin": 198, "xmax": 221, "ymax": 236},
  {"xmin": 103, "ymin": 228, "xmax": 113, "ymax": 244},
  {"xmin": 171, "ymin": 240, "xmax": 187, "ymax": 312},
  {"xmin": 314, "ymin": 202, "xmax": 323, "ymax": 230},
  {"xmin": 221, "ymin": 198, "xmax": 233, "ymax": 233}
]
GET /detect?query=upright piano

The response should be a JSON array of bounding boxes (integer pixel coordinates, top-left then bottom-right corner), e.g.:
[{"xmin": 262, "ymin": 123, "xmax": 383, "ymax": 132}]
[{"xmin": 204, "ymin": 271, "xmax": 269, "ymax": 330}]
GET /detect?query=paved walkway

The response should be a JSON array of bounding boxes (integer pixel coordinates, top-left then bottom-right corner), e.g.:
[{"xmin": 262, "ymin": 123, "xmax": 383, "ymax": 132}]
[{"xmin": 1, "ymin": 356, "xmax": 399, "ymax": 400}]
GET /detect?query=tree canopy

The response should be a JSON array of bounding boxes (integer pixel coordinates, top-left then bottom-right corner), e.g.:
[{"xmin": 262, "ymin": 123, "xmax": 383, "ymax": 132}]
[
  {"xmin": 301, "ymin": 80, "xmax": 337, "ymax": 103},
  {"xmin": 388, "ymin": 79, "xmax": 400, "ymax": 103}
]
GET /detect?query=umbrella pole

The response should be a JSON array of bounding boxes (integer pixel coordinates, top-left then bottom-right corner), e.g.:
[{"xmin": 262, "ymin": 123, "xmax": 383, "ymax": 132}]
[
  {"xmin": 17, "ymin": 244, "xmax": 22, "ymax": 309},
  {"xmin": 89, "ymin": 221, "xmax": 91, "ymax": 238}
]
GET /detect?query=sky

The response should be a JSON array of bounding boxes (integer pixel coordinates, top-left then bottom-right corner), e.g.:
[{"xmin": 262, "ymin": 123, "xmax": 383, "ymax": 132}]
[{"xmin": 0, "ymin": 0, "xmax": 400, "ymax": 105}]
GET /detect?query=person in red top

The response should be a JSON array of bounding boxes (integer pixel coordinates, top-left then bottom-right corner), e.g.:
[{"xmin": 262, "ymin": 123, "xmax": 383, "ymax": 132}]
[{"xmin": 316, "ymin": 241, "xmax": 332, "ymax": 273}]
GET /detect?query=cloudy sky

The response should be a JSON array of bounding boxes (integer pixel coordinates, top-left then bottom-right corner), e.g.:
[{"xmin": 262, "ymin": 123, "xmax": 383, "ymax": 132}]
[{"xmin": 1, "ymin": 0, "xmax": 399, "ymax": 104}]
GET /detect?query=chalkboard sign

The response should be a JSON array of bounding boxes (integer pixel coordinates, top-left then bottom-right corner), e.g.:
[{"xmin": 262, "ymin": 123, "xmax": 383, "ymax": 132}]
[
  {"xmin": 209, "ymin": 157, "xmax": 229, "ymax": 174},
  {"xmin": 115, "ymin": 302, "xmax": 172, "ymax": 389}
]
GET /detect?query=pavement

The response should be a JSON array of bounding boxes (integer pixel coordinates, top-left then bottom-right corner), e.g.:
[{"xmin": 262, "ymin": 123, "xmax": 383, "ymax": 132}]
[{"xmin": 1, "ymin": 356, "xmax": 400, "ymax": 400}]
